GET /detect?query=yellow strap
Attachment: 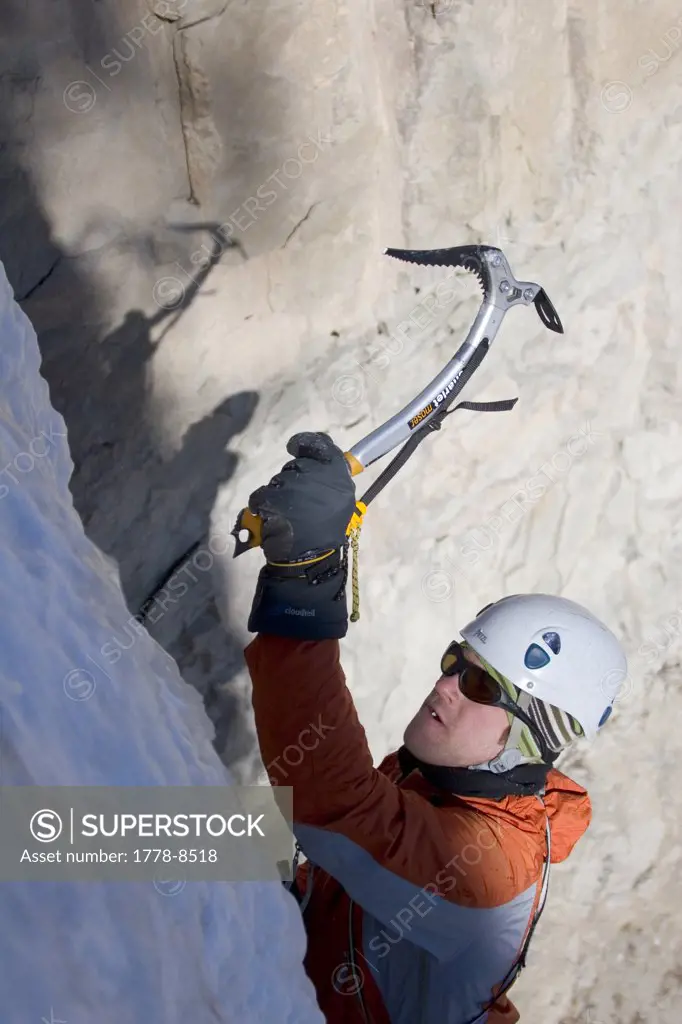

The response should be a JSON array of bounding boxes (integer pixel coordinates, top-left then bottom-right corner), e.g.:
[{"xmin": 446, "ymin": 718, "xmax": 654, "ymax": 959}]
[
  {"xmin": 268, "ymin": 548, "xmax": 335, "ymax": 568},
  {"xmin": 346, "ymin": 500, "xmax": 367, "ymax": 535}
]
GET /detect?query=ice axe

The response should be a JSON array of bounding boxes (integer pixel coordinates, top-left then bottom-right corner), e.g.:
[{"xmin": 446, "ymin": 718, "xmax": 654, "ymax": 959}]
[{"xmin": 231, "ymin": 244, "xmax": 563, "ymax": 614}]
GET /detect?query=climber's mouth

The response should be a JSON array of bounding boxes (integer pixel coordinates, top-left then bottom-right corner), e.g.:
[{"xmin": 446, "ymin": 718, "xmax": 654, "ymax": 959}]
[{"xmin": 424, "ymin": 699, "xmax": 444, "ymax": 726}]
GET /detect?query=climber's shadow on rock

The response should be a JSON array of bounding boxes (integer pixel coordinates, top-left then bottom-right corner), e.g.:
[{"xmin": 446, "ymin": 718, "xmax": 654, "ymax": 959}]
[
  {"xmin": 76, "ymin": 232, "xmax": 260, "ymax": 775},
  {"xmin": 8, "ymin": 201, "xmax": 259, "ymax": 775},
  {"xmin": 33, "ymin": 227, "xmax": 254, "ymax": 602}
]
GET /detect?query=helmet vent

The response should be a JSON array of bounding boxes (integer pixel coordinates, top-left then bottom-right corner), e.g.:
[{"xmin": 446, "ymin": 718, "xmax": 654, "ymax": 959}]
[
  {"xmin": 598, "ymin": 706, "xmax": 613, "ymax": 728},
  {"xmin": 524, "ymin": 643, "xmax": 550, "ymax": 669},
  {"xmin": 542, "ymin": 631, "xmax": 561, "ymax": 654}
]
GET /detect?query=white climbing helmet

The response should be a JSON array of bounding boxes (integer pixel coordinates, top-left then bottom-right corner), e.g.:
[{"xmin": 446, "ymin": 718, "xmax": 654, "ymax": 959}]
[{"xmin": 459, "ymin": 593, "xmax": 628, "ymax": 740}]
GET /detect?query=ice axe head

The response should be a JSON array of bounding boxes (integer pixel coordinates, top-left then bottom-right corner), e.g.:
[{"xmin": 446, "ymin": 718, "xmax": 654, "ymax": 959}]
[{"xmin": 384, "ymin": 244, "xmax": 564, "ymax": 333}]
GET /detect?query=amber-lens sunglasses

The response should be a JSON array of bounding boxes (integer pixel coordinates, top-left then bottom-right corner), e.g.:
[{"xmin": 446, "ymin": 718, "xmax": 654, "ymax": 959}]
[{"xmin": 440, "ymin": 640, "xmax": 550, "ymax": 762}]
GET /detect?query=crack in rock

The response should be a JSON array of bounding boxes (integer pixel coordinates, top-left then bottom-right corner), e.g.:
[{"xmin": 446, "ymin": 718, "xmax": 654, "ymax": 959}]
[
  {"xmin": 138, "ymin": 539, "xmax": 203, "ymax": 620},
  {"xmin": 282, "ymin": 202, "xmax": 321, "ymax": 249},
  {"xmin": 170, "ymin": 7, "xmax": 227, "ymax": 206},
  {"xmin": 16, "ymin": 256, "xmax": 62, "ymax": 303},
  {"xmin": 172, "ymin": 33, "xmax": 200, "ymax": 205}
]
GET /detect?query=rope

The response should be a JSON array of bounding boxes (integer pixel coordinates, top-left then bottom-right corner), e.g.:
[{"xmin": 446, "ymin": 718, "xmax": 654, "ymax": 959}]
[
  {"xmin": 346, "ymin": 500, "xmax": 366, "ymax": 623},
  {"xmin": 349, "ymin": 524, "xmax": 362, "ymax": 622}
]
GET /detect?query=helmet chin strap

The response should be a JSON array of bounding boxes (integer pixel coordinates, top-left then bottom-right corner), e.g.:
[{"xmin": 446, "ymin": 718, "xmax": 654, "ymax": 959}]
[
  {"xmin": 468, "ymin": 691, "xmax": 549, "ymax": 773},
  {"xmin": 469, "ymin": 747, "xmax": 537, "ymax": 774}
]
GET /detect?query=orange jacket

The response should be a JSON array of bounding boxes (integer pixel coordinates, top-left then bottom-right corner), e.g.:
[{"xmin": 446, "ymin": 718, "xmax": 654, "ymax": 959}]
[{"xmin": 246, "ymin": 635, "xmax": 591, "ymax": 1024}]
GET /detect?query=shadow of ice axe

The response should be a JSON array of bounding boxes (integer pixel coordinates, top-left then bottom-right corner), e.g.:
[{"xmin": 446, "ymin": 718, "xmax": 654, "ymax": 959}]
[{"xmin": 231, "ymin": 243, "xmax": 563, "ymax": 558}]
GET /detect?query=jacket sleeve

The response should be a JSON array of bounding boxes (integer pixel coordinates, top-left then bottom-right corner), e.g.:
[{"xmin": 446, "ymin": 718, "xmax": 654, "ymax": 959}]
[{"xmin": 245, "ymin": 634, "xmax": 533, "ymax": 912}]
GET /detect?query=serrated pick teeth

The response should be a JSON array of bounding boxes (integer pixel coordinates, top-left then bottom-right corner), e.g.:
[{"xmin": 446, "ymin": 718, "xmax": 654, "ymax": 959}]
[{"xmin": 383, "ymin": 246, "xmax": 488, "ymax": 298}]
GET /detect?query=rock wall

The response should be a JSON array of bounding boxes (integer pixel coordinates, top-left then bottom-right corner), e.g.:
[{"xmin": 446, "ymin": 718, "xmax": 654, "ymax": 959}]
[{"xmin": 3, "ymin": 0, "xmax": 682, "ymax": 1018}]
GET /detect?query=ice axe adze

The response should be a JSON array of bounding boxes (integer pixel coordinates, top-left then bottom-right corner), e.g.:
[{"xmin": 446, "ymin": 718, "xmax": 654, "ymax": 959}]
[{"xmin": 231, "ymin": 244, "xmax": 563, "ymax": 616}]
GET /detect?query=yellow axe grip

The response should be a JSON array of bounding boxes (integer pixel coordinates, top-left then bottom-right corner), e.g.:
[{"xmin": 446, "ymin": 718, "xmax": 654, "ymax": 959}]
[{"xmin": 344, "ymin": 451, "xmax": 364, "ymax": 477}]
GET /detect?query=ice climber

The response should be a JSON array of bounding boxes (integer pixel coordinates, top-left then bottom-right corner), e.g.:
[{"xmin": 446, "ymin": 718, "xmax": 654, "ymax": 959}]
[{"xmin": 244, "ymin": 431, "xmax": 627, "ymax": 1024}]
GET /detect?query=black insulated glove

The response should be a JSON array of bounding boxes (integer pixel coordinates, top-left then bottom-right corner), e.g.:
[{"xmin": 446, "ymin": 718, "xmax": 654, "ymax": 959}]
[{"xmin": 247, "ymin": 432, "xmax": 357, "ymax": 640}]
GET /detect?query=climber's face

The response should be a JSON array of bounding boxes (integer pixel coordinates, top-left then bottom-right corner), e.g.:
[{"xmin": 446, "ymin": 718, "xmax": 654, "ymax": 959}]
[{"xmin": 403, "ymin": 647, "xmax": 510, "ymax": 768}]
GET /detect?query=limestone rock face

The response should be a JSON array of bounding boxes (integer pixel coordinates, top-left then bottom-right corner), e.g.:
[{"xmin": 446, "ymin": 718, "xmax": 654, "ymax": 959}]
[{"xmin": 2, "ymin": 0, "xmax": 682, "ymax": 1018}]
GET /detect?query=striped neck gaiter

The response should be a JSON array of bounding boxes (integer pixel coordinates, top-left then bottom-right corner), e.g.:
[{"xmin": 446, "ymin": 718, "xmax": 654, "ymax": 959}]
[{"xmin": 459, "ymin": 640, "xmax": 584, "ymax": 762}]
